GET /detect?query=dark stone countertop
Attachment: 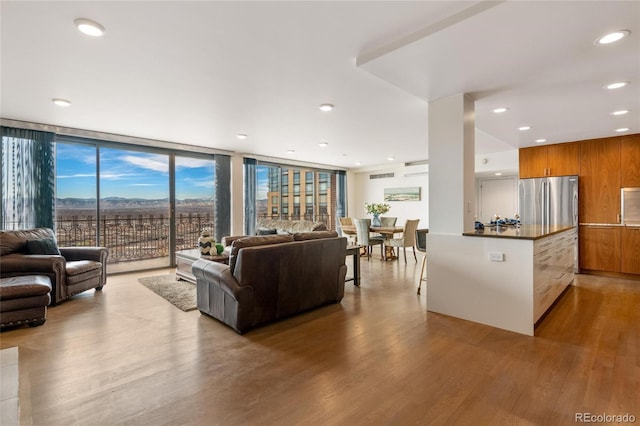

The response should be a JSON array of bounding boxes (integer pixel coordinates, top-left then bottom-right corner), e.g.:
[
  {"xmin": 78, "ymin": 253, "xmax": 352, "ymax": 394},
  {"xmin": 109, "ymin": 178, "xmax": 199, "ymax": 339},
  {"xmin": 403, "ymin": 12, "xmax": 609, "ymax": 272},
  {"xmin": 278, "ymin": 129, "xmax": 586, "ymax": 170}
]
[{"xmin": 462, "ymin": 225, "xmax": 575, "ymax": 240}]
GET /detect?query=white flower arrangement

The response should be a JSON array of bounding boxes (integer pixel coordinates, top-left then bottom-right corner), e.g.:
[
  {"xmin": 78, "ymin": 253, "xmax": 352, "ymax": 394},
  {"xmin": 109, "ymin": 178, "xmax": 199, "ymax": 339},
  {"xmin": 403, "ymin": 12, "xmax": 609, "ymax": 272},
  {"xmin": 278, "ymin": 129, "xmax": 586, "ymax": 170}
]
[{"xmin": 364, "ymin": 202, "xmax": 390, "ymax": 215}]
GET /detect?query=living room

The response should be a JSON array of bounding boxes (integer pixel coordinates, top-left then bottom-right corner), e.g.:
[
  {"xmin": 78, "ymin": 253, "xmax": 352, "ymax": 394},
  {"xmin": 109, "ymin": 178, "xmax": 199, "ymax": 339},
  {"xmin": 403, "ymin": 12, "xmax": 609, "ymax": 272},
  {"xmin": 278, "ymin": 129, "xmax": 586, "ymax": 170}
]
[{"xmin": 2, "ymin": 1, "xmax": 640, "ymax": 425}]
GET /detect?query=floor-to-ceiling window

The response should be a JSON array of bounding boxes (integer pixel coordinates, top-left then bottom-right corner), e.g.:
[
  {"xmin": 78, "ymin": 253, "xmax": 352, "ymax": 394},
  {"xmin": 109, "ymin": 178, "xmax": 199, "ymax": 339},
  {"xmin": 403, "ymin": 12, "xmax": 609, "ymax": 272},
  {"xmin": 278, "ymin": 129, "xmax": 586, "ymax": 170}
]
[
  {"xmin": 55, "ymin": 142, "xmax": 98, "ymax": 246},
  {"xmin": 256, "ymin": 162, "xmax": 338, "ymax": 230},
  {"xmin": 55, "ymin": 137, "xmax": 224, "ymax": 273},
  {"xmin": 175, "ymin": 155, "xmax": 216, "ymax": 253},
  {"xmin": 99, "ymin": 147, "xmax": 170, "ymax": 272}
]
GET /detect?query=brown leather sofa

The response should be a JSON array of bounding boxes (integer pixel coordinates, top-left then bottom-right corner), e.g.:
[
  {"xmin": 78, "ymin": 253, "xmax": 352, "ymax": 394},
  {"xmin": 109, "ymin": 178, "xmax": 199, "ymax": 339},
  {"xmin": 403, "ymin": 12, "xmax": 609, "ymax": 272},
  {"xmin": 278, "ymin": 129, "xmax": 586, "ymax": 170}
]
[
  {"xmin": 0, "ymin": 228, "xmax": 108, "ymax": 305},
  {"xmin": 193, "ymin": 231, "xmax": 347, "ymax": 334}
]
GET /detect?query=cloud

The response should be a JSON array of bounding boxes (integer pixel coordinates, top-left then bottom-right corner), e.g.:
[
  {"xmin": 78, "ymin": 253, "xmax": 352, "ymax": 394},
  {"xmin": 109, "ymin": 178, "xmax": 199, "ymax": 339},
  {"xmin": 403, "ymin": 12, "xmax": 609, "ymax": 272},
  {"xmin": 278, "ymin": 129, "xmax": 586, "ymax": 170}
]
[
  {"xmin": 57, "ymin": 173, "xmax": 96, "ymax": 179},
  {"xmin": 175, "ymin": 157, "xmax": 214, "ymax": 169},
  {"xmin": 179, "ymin": 176, "xmax": 215, "ymax": 188},
  {"xmin": 122, "ymin": 155, "xmax": 168, "ymax": 172},
  {"xmin": 99, "ymin": 172, "xmax": 135, "ymax": 180}
]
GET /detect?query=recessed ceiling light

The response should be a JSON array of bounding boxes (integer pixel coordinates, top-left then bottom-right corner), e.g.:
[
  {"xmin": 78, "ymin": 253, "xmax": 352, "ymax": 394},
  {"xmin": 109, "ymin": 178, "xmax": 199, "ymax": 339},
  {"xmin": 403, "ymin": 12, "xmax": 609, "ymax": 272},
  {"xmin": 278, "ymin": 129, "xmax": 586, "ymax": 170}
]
[
  {"xmin": 74, "ymin": 18, "xmax": 106, "ymax": 37},
  {"xmin": 605, "ymin": 81, "xmax": 629, "ymax": 90},
  {"xmin": 615, "ymin": 127, "xmax": 630, "ymax": 133},
  {"xmin": 535, "ymin": 138, "xmax": 547, "ymax": 143},
  {"xmin": 318, "ymin": 141, "xmax": 328, "ymax": 147},
  {"xmin": 492, "ymin": 107, "xmax": 508, "ymax": 114},
  {"xmin": 287, "ymin": 149, "xmax": 295, "ymax": 154},
  {"xmin": 52, "ymin": 98, "xmax": 72, "ymax": 107},
  {"xmin": 319, "ymin": 104, "xmax": 334, "ymax": 112},
  {"xmin": 236, "ymin": 133, "xmax": 248, "ymax": 139},
  {"xmin": 611, "ymin": 109, "xmax": 630, "ymax": 116},
  {"xmin": 355, "ymin": 162, "xmax": 362, "ymax": 166},
  {"xmin": 387, "ymin": 156, "xmax": 395, "ymax": 161},
  {"xmin": 495, "ymin": 172, "xmax": 503, "ymax": 176},
  {"xmin": 595, "ymin": 30, "xmax": 630, "ymax": 45},
  {"xmin": 518, "ymin": 126, "xmax": 531, "ymax": 131}
]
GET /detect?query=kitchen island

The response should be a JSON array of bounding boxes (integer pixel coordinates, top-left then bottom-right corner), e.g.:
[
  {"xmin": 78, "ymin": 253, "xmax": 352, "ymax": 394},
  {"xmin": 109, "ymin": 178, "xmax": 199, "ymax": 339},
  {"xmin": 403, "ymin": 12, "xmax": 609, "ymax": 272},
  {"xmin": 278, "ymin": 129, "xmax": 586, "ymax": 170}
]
[{"xmin": 426, "ymin": 225, "xmax": 576, "ymax": 336}]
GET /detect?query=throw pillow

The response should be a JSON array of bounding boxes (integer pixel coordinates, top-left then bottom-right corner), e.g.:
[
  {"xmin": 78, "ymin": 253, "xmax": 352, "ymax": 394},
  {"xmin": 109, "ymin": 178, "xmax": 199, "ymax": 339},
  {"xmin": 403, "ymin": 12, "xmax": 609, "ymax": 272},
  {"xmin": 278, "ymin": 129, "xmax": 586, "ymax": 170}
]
[
  {"xmin": 292, "ymin": 231, "xmax": 339, "ymax": 241},
  {"xmin": 25, "ymin": 237, "xmax": 61, "ymax": 255}
]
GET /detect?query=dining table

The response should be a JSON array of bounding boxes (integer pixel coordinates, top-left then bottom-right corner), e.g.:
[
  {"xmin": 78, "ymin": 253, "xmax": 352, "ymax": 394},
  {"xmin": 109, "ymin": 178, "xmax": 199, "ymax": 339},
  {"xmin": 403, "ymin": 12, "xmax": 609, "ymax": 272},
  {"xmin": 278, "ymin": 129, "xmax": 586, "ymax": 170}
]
[{"xmin": 339, "ymin": 224, "xmax": 404, "ymax": 260}]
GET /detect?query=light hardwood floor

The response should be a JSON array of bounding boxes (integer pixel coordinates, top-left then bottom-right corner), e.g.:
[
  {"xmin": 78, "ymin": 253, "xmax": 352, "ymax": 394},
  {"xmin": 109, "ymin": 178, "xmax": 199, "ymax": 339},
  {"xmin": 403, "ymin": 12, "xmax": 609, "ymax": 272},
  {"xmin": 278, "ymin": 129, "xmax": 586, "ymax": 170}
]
[{"xmin": 1, "ymin": 256, "xmax": 639, "ymax": 426}]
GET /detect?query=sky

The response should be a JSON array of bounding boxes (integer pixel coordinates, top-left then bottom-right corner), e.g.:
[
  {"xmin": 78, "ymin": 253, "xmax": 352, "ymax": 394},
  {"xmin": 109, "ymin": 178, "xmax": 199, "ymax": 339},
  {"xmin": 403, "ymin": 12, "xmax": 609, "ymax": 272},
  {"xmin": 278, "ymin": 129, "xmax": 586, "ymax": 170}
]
[
  {"xmin": 256, "ymin": 166, "xmax": 269, "ymax": 200},
  {"xmin": 56, "ymin": 143, "xmax": 216, "ymax": 200}
]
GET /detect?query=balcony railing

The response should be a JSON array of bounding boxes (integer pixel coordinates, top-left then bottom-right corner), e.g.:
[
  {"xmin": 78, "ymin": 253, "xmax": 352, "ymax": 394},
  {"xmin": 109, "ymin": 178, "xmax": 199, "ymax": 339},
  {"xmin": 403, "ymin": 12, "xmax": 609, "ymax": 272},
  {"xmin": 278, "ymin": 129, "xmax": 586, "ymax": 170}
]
[
  {"xmin": 55, "ymin": 213, "xmax": 213, "ymax": 264},
  {"xmin": 50, "ymin": 211, "xmax": 334, "ymax": 265},
  {"xmin": 257, "ymin": 213, "xmax": 335, "ymax": 230}
]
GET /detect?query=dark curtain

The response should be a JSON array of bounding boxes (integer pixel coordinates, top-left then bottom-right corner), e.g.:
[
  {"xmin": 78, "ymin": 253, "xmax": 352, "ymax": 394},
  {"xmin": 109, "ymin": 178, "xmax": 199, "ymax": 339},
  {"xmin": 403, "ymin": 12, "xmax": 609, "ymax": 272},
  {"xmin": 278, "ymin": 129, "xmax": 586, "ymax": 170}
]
[
  {"xmin": 1, "ymin": 126, "xmax": 56, "ymax": 230},
  {"xmin": 244, "ymin": 157, "xmax": 257, "ymax": 235},
  {"xmin": 214, "ymin": 154, "xmax": 231, "ymax": 242},
  {"xmin": 335, "ymin": 170, "xmax": 347, "ymax": 230}
]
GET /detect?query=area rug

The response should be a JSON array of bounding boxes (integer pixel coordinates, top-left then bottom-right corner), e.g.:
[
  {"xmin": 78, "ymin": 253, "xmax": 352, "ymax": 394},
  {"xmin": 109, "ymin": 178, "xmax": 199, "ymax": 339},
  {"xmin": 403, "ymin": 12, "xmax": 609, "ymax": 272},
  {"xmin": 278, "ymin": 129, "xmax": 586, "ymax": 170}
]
[{"xmin": 138, "ymin": 275, "xmax": 197, "ymax": 312}]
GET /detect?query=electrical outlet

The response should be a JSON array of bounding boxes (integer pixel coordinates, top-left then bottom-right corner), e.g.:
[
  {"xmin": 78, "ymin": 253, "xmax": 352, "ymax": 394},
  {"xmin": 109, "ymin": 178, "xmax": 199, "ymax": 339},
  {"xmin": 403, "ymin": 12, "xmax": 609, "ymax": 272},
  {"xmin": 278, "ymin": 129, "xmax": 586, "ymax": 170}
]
[{"xmin": 489, "ymin": 252, "xmax": 505, "ymax": 262}]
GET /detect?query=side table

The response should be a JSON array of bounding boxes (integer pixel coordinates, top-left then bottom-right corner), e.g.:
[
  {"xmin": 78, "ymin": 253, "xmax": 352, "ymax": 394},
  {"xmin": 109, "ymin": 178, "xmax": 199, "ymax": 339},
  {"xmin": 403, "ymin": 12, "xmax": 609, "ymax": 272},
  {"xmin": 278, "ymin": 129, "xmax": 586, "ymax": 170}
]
[{"xmin": 345, "ymin": 245, "xmax": 362, "ymax": 286}]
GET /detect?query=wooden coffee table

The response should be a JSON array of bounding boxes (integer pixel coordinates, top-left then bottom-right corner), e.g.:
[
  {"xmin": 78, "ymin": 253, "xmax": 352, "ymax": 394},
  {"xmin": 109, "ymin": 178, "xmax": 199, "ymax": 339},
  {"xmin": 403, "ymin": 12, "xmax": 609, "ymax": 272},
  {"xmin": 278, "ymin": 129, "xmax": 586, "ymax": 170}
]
[{"xmin": 175, "ymin": 249, "xmax": 229, "ymax": 283}]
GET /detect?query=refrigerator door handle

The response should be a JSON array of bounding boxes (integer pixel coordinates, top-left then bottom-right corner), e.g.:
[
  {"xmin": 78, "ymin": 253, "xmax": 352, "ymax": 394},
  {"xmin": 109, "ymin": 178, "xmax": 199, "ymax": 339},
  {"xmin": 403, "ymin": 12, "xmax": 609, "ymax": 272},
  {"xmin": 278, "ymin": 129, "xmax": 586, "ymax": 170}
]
[
  {"xmin": 545, "ymin": 181, "xmax": 551, "ymax": 226},
  {"xmin": 542, "ymin": 180, "xmax": 548, "ymax": 228}
]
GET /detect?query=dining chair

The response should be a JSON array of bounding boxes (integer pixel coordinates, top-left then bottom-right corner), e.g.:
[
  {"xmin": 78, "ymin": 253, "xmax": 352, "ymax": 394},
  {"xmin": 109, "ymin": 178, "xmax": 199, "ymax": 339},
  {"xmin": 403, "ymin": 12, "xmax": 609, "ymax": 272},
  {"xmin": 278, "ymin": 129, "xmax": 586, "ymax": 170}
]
[
  {"xmin": 372, "ymin": 216, "xmax": 397, "ymax": 239},
  {"xmin": 338, "ymin": 217, "xmax": 356, "ymax": 244},
  {"xmin": 385, "ymin": 219, "xmax": 420, "ymax": 264},
  {"xmin": 380, "ymin": 216, "xmax": 397, "ymax": 227},
  {"xmin": 415, "ymin": 228, "xmax": 429, "ymax": 294},
  {"xmin": 354, "ymin": 218, "xmax": 385, "ymax": 261}
]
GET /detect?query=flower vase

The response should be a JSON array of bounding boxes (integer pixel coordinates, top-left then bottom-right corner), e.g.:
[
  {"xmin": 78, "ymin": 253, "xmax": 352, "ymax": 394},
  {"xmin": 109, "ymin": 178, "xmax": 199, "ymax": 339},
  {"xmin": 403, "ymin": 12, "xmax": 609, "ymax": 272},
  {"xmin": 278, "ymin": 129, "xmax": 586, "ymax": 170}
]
[
  {"xmin": 198, "ymin": 236, "xmax": 215, "ymax": 256},
  {"xmin": 198, "ymin": 232, "xmax": 216, "ymax": 256},
  {"xmin": 372, "ymin": 213, "xmax": 381, "ymax": 227}
]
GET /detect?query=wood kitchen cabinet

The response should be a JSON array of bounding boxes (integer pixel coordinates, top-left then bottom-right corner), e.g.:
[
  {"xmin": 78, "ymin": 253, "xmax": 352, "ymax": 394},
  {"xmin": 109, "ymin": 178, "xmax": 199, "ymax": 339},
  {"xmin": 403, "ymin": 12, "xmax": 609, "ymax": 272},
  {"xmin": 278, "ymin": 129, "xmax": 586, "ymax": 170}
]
[
  {"xmin": 519, "ymin": 143, "xmax": 579, "ymax": 178},
  {"xmin": 579, "ymin": 137, "xmax": 621, "ymax": 224},
  {"xmin": 621, "ymin": 227, "xmax": 640, "ymax": 274},
  {"xmin": 621, "ymin": 134, "xmax": 640, "ymax": 187},
  {"xmin": 519, "ymin": 146, "xmax": 548, "ymax": 178},
  {"xmin": 579, "ymin": 225, "xmax": 621, "ymax": 272}
]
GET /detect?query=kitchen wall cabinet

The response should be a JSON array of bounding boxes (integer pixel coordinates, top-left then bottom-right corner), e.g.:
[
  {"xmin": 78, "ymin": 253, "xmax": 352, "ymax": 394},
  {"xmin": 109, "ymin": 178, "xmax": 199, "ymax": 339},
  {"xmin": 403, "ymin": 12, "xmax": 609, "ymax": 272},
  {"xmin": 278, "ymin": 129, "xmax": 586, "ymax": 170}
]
[
  {"xmin": 579, "ymin": 225, "xmax": 621, "ymax": 272},
  {"xmin": 621, "ymin": 227, "xmax": 640, "ymax": 274},
  {"xmin": 621, "ymin": 134, "xmax": 640, "ymax": 187},
  {"xmin": 519, "ymin": 143, "xmax": 579, "ymax": 178},
  {"xmin": 519, "ymin": 146, "xmax": 547, "ymax": 178},
  {"xmin": 579, "ymin": 138, "xmax": 621, "ymax": 224}
]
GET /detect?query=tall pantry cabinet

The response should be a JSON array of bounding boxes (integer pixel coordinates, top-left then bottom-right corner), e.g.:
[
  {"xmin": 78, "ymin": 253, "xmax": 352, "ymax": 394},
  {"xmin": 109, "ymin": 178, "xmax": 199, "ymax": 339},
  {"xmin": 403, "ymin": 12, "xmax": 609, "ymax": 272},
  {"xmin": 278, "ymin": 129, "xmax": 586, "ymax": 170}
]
[
  {"xmin": 621, "ymin": 135, "xmax": 640, "ymax": 274},
  {"xmin": 579, "ymin": 137, "xmax": 622, "ymax": 272}
]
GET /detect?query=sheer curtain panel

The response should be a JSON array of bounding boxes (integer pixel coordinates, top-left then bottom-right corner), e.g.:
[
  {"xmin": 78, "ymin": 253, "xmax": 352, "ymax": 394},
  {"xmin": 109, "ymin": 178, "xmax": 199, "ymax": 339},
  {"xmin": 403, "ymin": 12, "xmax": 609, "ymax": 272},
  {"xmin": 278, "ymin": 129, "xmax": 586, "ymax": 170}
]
[
  {"xmin": 243, "ymin": 157, "xmax": 257, "ymax": 236},
  {"xmin": 1, "ymin": 127, "xmax": 55, "ymax": 229},
  {"xmin": 214, "ymin": 154, "xmax": 231, "ymax": 241}
]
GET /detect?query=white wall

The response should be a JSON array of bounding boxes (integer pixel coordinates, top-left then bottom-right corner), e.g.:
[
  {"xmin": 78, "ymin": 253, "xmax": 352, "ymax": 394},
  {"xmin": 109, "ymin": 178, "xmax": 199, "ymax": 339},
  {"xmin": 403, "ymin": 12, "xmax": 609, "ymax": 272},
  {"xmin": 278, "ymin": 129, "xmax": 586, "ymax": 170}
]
[
  {"xmin": 476, "ymin": 176, "xmax": 518, "ymax": 223},
  {"xmin": 349, "ymin": 164, "xmax": 429, "ymax": 228},
  {"xmin": 347, "ymin": 149, "xmax": 519, "ymax": 229},
  {"xmin": 475, "ymin": 150, "xmax": 519, "ymax": 175}
]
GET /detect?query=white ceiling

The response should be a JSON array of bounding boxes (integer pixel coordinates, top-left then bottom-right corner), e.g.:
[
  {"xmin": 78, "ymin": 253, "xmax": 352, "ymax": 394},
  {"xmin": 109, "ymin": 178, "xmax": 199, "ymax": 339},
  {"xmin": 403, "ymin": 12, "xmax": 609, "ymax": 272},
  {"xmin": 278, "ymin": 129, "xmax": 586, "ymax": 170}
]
[{"xmin": 1, "ymin": 1, "xmax": 638, "ymax": 170}]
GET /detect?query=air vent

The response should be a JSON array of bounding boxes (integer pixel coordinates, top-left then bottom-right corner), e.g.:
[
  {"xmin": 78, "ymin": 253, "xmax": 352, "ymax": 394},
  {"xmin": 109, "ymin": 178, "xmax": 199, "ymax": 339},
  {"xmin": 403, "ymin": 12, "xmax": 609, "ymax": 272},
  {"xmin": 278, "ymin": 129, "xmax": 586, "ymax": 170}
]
[{"xmin": 369, "ymin": 172, "xmax": 394, "ymax": 179}]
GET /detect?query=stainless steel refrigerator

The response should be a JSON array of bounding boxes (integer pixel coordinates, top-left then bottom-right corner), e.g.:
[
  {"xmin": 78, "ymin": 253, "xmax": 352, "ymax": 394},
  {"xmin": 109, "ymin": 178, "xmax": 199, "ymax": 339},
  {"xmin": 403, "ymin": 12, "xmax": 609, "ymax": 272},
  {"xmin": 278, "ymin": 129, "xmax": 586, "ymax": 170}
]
[{"xmin": 518, "ymin": 175, "xmax": 579, "ymax": 270}]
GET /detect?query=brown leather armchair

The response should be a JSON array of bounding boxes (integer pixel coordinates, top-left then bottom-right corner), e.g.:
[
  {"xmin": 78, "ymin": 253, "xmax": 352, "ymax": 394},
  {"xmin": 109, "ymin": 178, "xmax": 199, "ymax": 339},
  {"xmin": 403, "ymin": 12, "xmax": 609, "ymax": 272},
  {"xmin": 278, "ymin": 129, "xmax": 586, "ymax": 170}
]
[{"xmin": 0, "ymin": 228, "xmax": 108, "ymax": 305}]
